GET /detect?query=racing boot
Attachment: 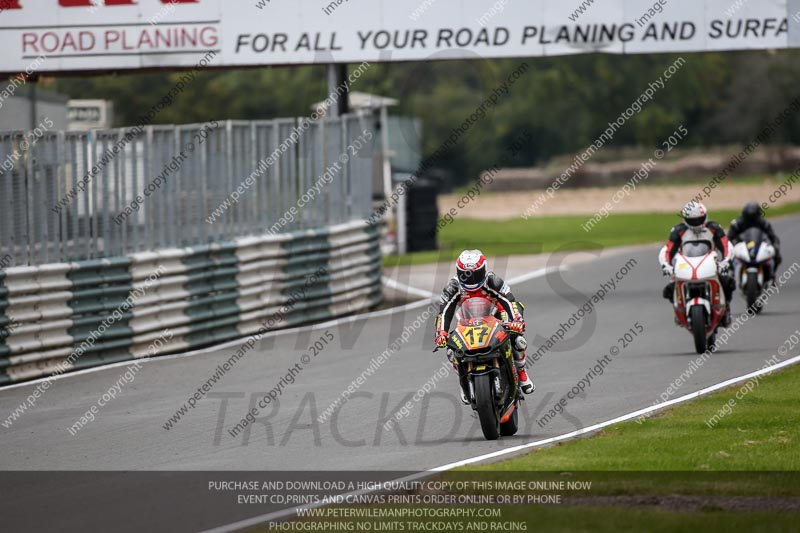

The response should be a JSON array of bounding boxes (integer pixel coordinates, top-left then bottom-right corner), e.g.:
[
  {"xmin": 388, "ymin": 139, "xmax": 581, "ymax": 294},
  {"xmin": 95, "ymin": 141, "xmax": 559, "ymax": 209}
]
[
  {"xmin": 722, "ymin": 304, "xmax": 732, "ymax": 327},
  {"xmin": 513, "ymin": 336, "xmax": 534, "ymax": 394},
  {"xmin": 516, "ymin": 363, "xmax": 534, "ymax": 394}
]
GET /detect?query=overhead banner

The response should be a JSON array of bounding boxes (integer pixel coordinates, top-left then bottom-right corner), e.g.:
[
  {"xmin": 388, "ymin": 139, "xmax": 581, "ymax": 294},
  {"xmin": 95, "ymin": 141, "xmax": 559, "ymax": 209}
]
[{"xmin": 0, "ymin": 0, "xmax": 796, "ymax": 74}]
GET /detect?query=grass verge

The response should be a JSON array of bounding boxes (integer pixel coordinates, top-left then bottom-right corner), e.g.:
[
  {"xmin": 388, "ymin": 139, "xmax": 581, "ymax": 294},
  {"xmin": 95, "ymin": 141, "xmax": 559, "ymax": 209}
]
[
  {"xmin": 268, "ymin": 364, "xmax": 800, "ymax": 533},
  {"xmin": 386, "ymin": 202, "xmax": 800, "ymax": 267},
  {"xmin": 470, "ymin": 362, "xmax": 800, "ymax": 473}
]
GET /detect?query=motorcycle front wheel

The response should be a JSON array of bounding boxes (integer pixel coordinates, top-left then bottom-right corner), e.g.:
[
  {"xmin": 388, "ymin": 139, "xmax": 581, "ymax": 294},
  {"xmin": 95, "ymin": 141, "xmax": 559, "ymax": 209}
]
[
  {"xmin": 745, "ymin": 276, "xmax": 760, "ymax": 313},
  {"xmin": 691, "ymin": 305, "xmax": 707, "ymax": 354},
  {"xmin": 474, "ymin": 374, "xmax": 500, "ymax": 440}
]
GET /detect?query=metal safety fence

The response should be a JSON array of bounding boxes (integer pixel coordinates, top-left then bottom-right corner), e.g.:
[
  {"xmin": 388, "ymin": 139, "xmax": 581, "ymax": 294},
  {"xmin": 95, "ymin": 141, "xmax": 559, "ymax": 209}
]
[
  {"xmin": 0, "ymin": 221, "xmax": 381, "ymax": 385},
  {"xmin": 0, "ymin": 113, "xmax": 376, "ymax": 267}
]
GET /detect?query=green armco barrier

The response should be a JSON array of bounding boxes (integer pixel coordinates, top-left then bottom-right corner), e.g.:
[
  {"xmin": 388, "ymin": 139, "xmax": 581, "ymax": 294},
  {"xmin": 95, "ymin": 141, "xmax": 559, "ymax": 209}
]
[{"xmin": 0, "ymin": 221, "xmax": 382, "ymax": 386}]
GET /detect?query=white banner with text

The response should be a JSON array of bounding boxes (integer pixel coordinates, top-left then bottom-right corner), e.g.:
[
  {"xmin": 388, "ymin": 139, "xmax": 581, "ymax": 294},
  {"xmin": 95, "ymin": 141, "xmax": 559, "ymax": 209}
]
[{"xmin": 0, "ymin": 0, "xmax": 796, "ymax": 74}]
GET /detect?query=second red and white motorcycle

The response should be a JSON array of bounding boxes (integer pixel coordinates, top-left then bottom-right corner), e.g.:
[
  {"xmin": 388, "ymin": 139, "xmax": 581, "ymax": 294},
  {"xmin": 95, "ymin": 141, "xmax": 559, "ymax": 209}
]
[{"xmin": 660, "ymin": 241, "xmax": 728, "ymax": 354}]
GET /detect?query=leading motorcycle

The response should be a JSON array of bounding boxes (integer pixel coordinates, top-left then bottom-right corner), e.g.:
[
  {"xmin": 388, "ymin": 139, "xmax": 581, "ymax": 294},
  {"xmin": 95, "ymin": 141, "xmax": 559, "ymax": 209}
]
[
  {"xmin": 732, "ymin": 226, "xmax": 776, "ymax": 313},
  {"xmin": 666, "ymin": 241, "xmax": 727, "ymax": 354},
  {"xmin": 434, "ymin": 296, "xmax": 521, "ymax": 440}
]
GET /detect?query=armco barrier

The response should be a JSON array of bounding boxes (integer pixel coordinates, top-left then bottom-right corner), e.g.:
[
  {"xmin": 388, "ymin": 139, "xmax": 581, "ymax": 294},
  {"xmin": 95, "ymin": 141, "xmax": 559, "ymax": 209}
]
[{"xmin": 0, "ymin": 221, "xmax": 381, "ymax": 385}]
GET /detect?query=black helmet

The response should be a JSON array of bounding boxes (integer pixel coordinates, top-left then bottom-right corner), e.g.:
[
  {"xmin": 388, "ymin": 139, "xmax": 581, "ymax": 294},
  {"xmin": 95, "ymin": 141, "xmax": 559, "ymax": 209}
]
[{"xmin": 742, "ymin": 201, "xmax": 761, "ymax": 222}]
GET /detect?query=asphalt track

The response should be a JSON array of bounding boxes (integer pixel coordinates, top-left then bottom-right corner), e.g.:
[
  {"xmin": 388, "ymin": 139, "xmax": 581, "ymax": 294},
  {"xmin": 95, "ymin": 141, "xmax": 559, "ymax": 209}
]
[{"xmin": 2, "ymin": 215, "xmax": 799, "ymax": 532}]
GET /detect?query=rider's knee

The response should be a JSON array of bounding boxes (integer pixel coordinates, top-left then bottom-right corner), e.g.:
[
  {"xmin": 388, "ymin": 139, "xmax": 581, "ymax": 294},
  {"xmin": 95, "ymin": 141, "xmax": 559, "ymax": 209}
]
[{"xmin": 514, "ymin": 335, "xmax": 527, "ymax": 352}]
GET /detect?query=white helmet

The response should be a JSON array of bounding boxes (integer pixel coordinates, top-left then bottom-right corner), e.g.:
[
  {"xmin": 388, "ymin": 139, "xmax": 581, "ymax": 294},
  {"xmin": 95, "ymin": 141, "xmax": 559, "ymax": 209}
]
[
  {"xmin": 682, "ymin": 201, "xmax": 707, "ymax": 234},
  {"xmin": 456, "ymin": 249, "xmax": 487, "ymax": 290}
]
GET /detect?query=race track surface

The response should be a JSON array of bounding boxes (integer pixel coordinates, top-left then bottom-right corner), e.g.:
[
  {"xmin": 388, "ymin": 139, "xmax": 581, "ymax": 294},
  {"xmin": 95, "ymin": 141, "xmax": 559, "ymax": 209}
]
[{"xmin": 2, "ymin": 216, "xmax": 799, "ymax": 532}]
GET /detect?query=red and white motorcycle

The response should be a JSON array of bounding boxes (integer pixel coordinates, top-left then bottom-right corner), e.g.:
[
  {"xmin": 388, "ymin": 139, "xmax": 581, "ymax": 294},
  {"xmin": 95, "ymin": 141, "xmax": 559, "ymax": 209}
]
[{"xmin": 661, "ymin": 241, "xmax": 728, "ymax": 354}]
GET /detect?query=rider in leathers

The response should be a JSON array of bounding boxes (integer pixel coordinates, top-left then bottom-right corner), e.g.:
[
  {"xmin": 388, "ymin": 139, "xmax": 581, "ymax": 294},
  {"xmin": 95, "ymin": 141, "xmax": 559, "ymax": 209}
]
[
  {"xmin": 728, "ymin": 201, "xmax": 782, "ymax": 275},
  {"xmin": 660, "ymin": 201, "xmax": 735, "ymax": 326},
  {"xmin": 434, "ymin": 250, "xmax": 534, "ymax": 402}
]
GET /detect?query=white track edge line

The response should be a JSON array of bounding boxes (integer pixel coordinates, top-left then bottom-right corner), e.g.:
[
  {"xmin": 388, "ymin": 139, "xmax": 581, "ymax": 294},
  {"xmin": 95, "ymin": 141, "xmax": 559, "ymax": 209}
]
[
  {"xmin": 430, "ymin": 351, "xmax": 800, "ymax": 470},
  {"xmin": 200, "ymin": 351, "xmax": 800, "ymax": 533},
  {"xmin": 381, "ymin": 276, "xmax": 436, "ymax": 298}
]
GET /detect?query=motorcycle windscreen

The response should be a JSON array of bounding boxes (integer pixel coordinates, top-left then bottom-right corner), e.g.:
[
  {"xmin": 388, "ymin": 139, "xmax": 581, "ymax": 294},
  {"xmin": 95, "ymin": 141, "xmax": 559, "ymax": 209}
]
[
  {"xmin": 681, "ymin": 241, "xmax": 712, "ymax": 258},
  {"xmin": 740, "ymin": 227, "xmax": 765, "ymax": 261},
  {"xmin": 459, "ymin": 297, "xmax": 495, "ymax": 321},
  {"xmin": 739, "ymin": 226, "xmax": 765, "ymax": 246}
]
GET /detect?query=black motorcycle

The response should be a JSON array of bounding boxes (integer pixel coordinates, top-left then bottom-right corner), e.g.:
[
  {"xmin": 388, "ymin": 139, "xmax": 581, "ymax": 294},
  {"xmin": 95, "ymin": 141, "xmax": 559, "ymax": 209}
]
[{"xmin": 435, "ymin": 296, "xmax": 521, "ymax": 440}]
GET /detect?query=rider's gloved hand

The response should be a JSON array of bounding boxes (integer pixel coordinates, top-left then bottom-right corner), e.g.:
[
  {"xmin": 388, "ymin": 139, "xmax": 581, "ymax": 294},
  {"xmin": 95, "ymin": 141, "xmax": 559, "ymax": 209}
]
[
  {"xmin": 506, "ymin": 320, "xmax": 525, "ymax": 334},
  {"xmin": 718, "ymin": 260, "xmax": 731, "ymax": 275},
  {"xmin": 435, "ymin": 330, "xmax": 448, "ymax": 348},
  {"xmin": 661, "ymin": 264, "xmax": 674, "ymax": 277}
]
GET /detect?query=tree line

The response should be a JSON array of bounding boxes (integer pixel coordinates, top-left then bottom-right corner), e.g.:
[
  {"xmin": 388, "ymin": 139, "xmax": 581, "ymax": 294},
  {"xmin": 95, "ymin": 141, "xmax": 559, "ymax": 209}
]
[{"xmin": 45, "ymin": 50, "xmax": 800, "ymax": 185}]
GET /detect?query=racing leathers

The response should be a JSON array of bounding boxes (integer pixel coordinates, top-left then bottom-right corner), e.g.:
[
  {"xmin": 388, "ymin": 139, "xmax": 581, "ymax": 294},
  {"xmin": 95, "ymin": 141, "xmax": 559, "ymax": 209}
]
[
  {"xmin": 660, "ymin": 220, "xmax": 735, "ymax": 323},
  {"xmin": 435, "ymin": 272, "xmax": 532, "ymax": 395}
]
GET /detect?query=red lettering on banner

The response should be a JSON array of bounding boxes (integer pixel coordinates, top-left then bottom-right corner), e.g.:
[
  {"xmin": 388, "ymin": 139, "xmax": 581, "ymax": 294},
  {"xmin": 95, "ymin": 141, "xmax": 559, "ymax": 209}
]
[
  {"xmin": 59, "ymin": 0, "xmax": 95, "ymax": 6},
  {"xmin": 7, "ymin": 0, "xmax": 197, "ymax": 8}
]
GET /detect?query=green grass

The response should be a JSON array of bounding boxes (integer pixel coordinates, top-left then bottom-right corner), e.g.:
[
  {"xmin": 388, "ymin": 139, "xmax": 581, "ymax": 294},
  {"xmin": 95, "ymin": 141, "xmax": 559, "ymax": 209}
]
[
  {"xmin": 454, "ymin": 362, "xmax": 800, "ymax": 505},
  {"xmin": 273, "ymin": 366, "xmax": 800, "ymax": 533},
  {"xmin": 470, "ymin": 363, "xmax": 800, "ymax": 472},
  {"xmin": 386, "ymin": 202, "xmax": 800, "ymax": 267},
  {"xmin": 414, "ymin": 362, "xmax": 800, "ymax": 530}
]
